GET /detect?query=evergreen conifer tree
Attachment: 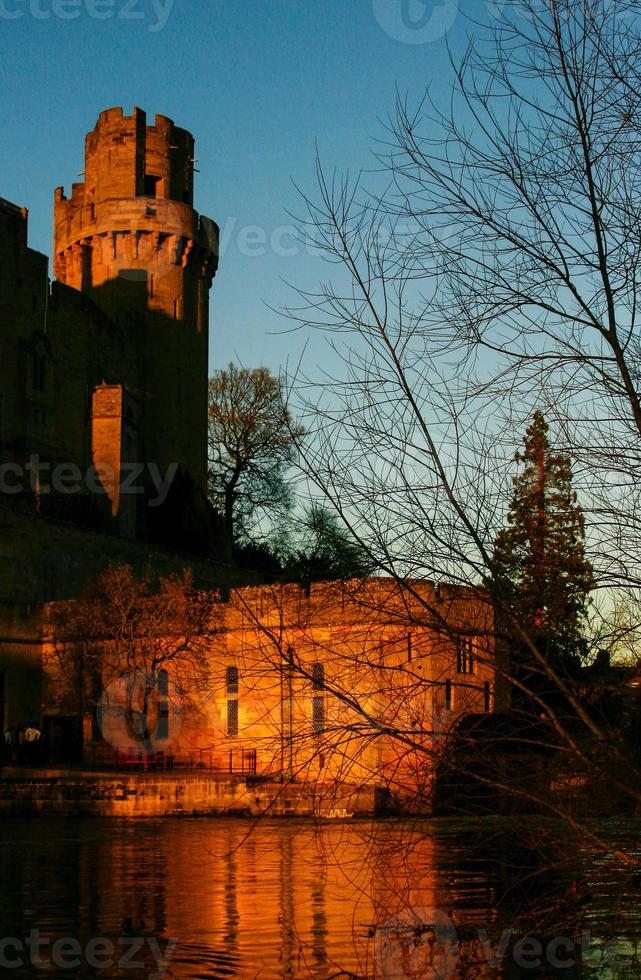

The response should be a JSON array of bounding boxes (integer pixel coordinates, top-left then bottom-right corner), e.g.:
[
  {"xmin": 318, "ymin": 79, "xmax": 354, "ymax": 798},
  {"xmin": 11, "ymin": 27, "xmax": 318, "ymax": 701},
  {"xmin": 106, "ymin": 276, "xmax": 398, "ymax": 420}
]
[{"xmin": 492, "ymin": 411, "xmax": 594, "ymax": 675}]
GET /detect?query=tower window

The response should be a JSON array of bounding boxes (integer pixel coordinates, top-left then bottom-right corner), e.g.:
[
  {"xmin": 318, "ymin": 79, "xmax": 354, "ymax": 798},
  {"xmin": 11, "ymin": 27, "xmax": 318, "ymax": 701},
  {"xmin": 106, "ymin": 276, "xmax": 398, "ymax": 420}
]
[{"xmin": 144, "ymin": 174, "xmax": 160, "ymax": 197}]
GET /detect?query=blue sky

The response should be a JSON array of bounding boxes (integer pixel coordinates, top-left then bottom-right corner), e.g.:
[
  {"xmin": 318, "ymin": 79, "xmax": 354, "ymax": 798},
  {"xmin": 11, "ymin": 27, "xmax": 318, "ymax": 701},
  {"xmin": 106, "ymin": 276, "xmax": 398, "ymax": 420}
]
[{"xmin": 0, "ymin": 0, "xmax": 492, "ymax": 375}]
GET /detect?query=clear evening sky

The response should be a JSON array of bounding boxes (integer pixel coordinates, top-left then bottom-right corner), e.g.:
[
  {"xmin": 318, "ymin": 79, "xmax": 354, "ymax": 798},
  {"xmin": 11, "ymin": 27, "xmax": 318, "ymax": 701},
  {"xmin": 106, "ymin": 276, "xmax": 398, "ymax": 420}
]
[{"xmin": 0, "ymin": 0, "xmax": 494, "ymax": 375}]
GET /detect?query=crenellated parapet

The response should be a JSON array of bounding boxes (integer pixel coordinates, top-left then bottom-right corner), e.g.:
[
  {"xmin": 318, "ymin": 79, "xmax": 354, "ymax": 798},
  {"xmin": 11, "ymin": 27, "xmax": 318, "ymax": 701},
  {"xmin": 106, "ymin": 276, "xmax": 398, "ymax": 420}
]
[
  {"xmin": 53, "ymin": 194, "xmax": 218, "ymax": 291},
  {"xmin": 53, "ymin": 106, "xmax": 218, "ymax": 298}
]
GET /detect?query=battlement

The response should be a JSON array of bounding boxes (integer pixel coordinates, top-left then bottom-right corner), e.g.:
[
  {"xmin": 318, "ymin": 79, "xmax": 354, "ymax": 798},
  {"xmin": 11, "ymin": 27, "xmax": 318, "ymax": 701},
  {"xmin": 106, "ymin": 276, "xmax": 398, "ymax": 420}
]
[
  {"xmin": 0, "ymin": 196, "xmax": 28, "ymax": 218},
  {"xmin": 53, "ymin": 107, "xmax": 218, "ymax": 293},
  {"xmin": 220, "ymin": 578, "xmax": 494, "ymax": 632},
  {"xmin": 54, "ymin": 106, "xmax": 196, "ymax": 214},
  {"xmin": 0, "ymin": 197, "xmax": 29, "ymax": 250}
]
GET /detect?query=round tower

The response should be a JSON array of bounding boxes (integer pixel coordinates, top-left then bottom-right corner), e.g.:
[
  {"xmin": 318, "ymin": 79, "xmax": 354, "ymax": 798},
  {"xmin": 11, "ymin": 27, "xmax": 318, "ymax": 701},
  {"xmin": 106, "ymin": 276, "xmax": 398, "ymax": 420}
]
[{"xmin": 53, "ymin": 106, "xmax": 219, "ymax": 498}]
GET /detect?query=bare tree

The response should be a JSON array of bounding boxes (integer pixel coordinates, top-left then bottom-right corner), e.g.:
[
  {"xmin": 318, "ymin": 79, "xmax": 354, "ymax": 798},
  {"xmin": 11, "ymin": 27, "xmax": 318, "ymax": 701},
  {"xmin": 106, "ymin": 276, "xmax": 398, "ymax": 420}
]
[
  {"xmin": 276, "ymin": 0, "xmax": 641, "ymax": 942},
  {"xmin": 46, "ymin": 565, "xmax": 218, "ymax": 753},
  {"xmin": 207, "ymin": 364, "xmax": 304, "ymax": 553}
]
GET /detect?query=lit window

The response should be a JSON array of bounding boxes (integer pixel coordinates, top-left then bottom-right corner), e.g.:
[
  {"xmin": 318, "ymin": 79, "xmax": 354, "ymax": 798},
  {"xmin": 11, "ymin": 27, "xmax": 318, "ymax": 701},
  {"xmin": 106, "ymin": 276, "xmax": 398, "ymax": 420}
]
[
  {"xmin": 226, "ymin": 665, "xmax": 239, "ymax": 695},
  {"xmin": 456, "ymin": 637, "xmax": 475, "ymax": 675},
  {"xmin": 227, "ymin": 699, "xmax": 239, "ymax": 737},
  {"xmin": 312, "ymin": 696, "xmax": 325, "ymax": 734},
  {"xmin": 311, "ymin": 662, "xmax": 324, "ymax": 691}
]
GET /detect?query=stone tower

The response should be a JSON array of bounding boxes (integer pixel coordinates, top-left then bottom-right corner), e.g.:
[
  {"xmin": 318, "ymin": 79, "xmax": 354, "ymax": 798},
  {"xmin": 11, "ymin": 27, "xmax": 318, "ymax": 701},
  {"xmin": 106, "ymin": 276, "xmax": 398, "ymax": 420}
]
[{"xmin": 53, "ymin": 107, "xmax": 219, "ymax": 525}]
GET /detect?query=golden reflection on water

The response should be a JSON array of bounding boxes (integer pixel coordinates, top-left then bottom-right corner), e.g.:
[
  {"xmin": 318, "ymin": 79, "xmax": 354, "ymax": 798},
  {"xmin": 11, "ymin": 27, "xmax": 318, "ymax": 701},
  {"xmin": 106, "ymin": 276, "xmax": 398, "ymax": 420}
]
[{"xmin": 0, "ymin": 818, "xmax": 640, "ymax": 978}]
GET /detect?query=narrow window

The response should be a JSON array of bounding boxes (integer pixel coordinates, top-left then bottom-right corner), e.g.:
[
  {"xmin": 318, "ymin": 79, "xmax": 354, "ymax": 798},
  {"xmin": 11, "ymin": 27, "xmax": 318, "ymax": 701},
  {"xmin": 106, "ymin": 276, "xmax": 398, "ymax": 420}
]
[
  {"xmin": 144, "ymin": 174, "xmax": 160, "ymax": 197},
  {"xmin": 311, "ymin": 662, "xmax": 324, "ymax": 691},
  {"xmin": 227, "ymin": 699, "xmax": 239, "ymax": 737},
  {"xmin": 32, "ymin": 352, "xmax": 39, "ymax": 390},
  {"xmin": 38, "ymin": 356, "xmax": 45, "ymax": 393},
  {"xmin": 157, "ymin": 669, "xmax": 169, "ymax": 739},
  {"xmin": 444, "ymin": 679, "xmax": 452, "ymax": 712},
  {"xmin": 312, "ymin": 696, "xmax": 325, "ymax": 734},
  {"xmin": 407, "ymin": 634, "xmax": 412, "ymax": 663},
  {"xmin": 484, "ymin": 681, "xmax": 492, "ymax": 713},
  {"xmin": 226, "ymin": 665, "xmax": 239, "ymax": 695},
  {"xmin": 456, "ymin": 638, "xmax": 475, "ymax": 675}
]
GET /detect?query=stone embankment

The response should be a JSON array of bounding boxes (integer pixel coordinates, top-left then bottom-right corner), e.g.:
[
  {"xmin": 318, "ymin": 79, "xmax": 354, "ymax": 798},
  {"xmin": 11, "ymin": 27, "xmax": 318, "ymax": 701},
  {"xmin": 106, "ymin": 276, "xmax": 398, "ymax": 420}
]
[{"xmin": 0, "ymin": 769, "xmax": 378, "ymax": 818}]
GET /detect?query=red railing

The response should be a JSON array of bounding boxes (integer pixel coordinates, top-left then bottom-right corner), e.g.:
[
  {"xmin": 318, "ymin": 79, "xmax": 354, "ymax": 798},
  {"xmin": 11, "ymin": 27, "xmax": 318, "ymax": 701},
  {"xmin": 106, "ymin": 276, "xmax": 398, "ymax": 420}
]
[{"xmin": 87, "ymin": 744, "xmax": 257, "ymax": 774}]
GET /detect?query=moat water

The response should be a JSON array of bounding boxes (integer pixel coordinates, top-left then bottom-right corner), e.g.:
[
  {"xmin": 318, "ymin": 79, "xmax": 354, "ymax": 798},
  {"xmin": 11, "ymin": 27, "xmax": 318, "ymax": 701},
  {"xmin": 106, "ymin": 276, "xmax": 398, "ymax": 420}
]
[{"xmin": 0, "ymin": 817, "xmax": 639, "ymax": 978}]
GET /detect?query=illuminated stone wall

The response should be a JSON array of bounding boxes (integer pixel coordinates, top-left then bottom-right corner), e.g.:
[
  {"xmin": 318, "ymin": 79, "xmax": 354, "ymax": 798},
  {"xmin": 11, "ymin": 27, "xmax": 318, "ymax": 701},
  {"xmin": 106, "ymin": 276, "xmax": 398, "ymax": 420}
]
[{"xmin": 41, "ymin": 578, "xmax": 504, "ymax": 801}]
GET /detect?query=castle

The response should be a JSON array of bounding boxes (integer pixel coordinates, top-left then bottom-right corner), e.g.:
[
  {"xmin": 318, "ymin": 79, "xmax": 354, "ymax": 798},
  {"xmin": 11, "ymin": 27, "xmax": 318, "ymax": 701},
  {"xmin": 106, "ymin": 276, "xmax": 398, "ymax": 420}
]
[
  {"xmin": 1, "ymin": 106, "xmax": 218, "ymax": 541},
  {"xmin": 0, "ymin": 109, "xmax": 503, "ymax": 801},
  {"xmin": 0, "ymin": 107, "xmax": 231, "ymax": 731}
]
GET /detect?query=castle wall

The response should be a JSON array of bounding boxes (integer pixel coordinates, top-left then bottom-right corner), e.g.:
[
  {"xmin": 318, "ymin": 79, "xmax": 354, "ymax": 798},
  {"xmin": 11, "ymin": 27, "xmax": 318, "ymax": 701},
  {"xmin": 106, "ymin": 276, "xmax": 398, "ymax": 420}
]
[
  {"xmin": 40, "ymin": 579, "xmax": 503, "ymax": 801},
  {"xmin": 0, "ymin": 200, "xmax": 51, "ymax": 466}
]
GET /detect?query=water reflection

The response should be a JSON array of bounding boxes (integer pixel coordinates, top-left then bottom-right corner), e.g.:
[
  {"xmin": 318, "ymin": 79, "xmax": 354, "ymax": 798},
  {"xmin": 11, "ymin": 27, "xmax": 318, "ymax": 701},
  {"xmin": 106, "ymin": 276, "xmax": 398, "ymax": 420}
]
[{"xmin": 0, "ymin": 818, "xmax": 639, "ymax": 978}]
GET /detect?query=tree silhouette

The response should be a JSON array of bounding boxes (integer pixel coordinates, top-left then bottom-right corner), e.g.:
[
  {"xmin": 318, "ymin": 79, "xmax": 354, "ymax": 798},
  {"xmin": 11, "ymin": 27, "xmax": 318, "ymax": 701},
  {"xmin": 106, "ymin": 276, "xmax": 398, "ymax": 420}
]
[
  {"xmin": 207, "ymin": 365, "xmax": 304, "ymax": 553},
  {"xmin": 492, "ymin": 412, "xmax": 595, "ymax": 690}
]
